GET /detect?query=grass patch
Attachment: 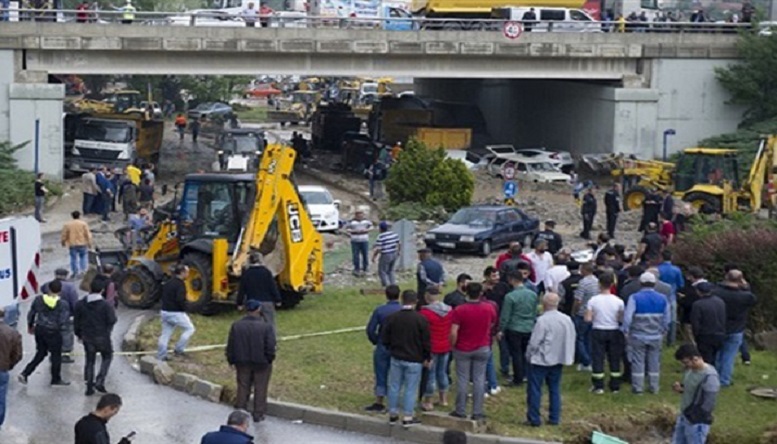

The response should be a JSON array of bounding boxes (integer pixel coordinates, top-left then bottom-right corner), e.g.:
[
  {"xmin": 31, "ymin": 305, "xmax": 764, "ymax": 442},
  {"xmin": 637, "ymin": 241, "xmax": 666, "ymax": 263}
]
[
  {"xmin": 138, "ymin": 286, "xmax": 777, "ymax": 443},
  {"xmin": 236, "ymin": 107, "xmax": 268, "ymax": 123}
]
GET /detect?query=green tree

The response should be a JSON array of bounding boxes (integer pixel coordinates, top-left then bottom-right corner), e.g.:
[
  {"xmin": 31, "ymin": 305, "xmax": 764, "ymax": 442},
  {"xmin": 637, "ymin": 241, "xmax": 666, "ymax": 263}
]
[
  {"xmin": 385, "ymin": 139, "xmax": 474, "ymax": 212},
  {"xmin": 715, "ymin": 31, "xmax": 777, "ymax": 125},
  {"xmin": 179, "ymin": 75, "xmax": 253, "ymax": 104}
]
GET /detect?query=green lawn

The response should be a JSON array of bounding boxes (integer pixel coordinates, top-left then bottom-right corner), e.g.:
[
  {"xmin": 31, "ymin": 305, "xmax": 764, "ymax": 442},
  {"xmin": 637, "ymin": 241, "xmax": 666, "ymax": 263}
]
[
  {"xmin": 138, "ymin": 287, "xmax": 777, "ymax": 443},
  {"xmin": 235, "ymin": 107, "xmax": 268, "ymax": 123}
]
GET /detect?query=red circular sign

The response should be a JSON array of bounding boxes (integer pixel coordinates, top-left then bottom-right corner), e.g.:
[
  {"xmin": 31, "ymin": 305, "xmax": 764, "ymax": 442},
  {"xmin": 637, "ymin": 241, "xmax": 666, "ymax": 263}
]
[{"xmin": 503, "ymin": 21, "xmax": 523, "ymax": 39}]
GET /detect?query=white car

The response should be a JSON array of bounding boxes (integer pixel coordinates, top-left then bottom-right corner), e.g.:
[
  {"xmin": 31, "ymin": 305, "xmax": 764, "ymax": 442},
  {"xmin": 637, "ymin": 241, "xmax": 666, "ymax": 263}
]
[
  {"xmin": 514, "ymin": 147, "xmax": 575, "ymax": 173},
  {"xmin": 167, "ymin": 10, "xmax": 246, "ymax": 27},
  {"xmin": 445, "ymin": 150, "xmax": 488, "ymax": 170},
  {"xmin": 298, "ymin": 185, "xmax": 341, "ymax": 232}
]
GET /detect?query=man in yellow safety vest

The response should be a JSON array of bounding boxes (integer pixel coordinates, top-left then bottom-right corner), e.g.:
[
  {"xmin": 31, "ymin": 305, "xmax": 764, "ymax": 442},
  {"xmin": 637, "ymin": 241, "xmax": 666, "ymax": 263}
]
[{"xmin": 120, "ymin": 0, "xmax": 135, "ymax": 24}]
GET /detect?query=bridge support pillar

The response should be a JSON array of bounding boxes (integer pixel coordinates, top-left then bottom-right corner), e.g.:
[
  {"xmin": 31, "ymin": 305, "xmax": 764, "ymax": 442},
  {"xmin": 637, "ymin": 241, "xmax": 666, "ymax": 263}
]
[{"xmin": 0, "ymin": 50, "xmax": 64, "ymax": 180}]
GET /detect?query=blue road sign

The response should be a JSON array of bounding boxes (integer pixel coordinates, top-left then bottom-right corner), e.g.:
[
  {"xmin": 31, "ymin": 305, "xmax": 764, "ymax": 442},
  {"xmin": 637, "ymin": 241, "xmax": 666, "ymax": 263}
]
[{"xmin": 503, "ymin": 181, "xmax": 517, "ymax": 198}]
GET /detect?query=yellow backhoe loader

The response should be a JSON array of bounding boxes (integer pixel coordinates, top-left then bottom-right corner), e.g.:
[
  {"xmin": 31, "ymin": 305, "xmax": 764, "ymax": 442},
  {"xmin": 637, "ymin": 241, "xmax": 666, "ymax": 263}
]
[
  {"xmin": 606, "ymin": 135, "xmax": 777, "ymax": 215},
  {"xmin": 107, "ymin": 144, "xmax": 324, "ymax": 313}
]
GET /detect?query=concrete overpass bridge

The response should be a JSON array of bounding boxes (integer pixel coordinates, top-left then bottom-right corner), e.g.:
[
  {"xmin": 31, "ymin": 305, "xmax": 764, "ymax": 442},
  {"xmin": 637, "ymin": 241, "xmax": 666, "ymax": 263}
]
[{"xmin": 0, "ymin": 22, "xmax": 744, "ymax": 178}]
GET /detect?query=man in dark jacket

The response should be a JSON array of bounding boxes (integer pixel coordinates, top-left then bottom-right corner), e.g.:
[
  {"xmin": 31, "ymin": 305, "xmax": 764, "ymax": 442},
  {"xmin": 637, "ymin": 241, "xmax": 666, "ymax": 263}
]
[
  {"xmin": 443, "ymin": 273, "xmax": 471, "ymax": 308},
  {"xmin": 75, "ymin": 279, "xmax": 118, "ymax": 396},
  {"xmin": 534, "ymin": 220, "xmax": 563, "ymax": 255},
  {"xmin": 157, "ymin": 264, "xmax": 196, "ymax": 361},
  {"xmin": 417, "ymin": 249, "xmax": 445, "ymax": 304},
  {"xmin": 237, "ymin": 252, "xmax": 281, "ymax": 330},
  {"xmin": 18, "ymin": 279, "xmax": 71, "ymax": 386},
  {"xmin": 381, "ymin": 290, "xmax": 431, "ymax": 426},
  {"xmin": 201, "ymin": 410, "xmax": 254, "ymax": 444},
  {"xmin": 364, "ymin": 284, "xmax": 402, "ymax": 413},
  {"xmin": 604, "ymin": 182, "xmax": 621, "ymax": 239},
  {"xmin": 0, "ymin": 306, "xmax": 23, "ymax": 428},
  {"xmin": 690, "ymin": 282, "xmax": 726, "ymax": 366},
  {"xmin": 580, "ymin": 187, "xmax": 596, "ymax": 240},
  {"xmin": 558, "ymin": 261, "xmax": 582, "ymax": 316},
  {"xmin": 75, "ymin": 393, "xmax": 130, "ymax": 444},
  {"xmin": 227, "ymin": 299, "xmax": 277, "ymax": 423},
  {"xmin": 678, "ymin": 266, "xmax": 706, "ymax": 342},
  {"xmin": 639, "ymin": 190, "xmax": 661, "ymax": 232},
  {"xmin": 713, "ymin": 270, "xmax": 756, "ymax": 387},
  {"xmin": 42, "ymin": 268, "xmax": 79, "ymax": 364}
]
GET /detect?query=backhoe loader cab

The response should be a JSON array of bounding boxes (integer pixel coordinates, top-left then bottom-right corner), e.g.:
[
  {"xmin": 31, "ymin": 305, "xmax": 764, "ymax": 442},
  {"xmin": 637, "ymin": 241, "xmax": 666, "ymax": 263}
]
[
  {"xmin": 114, "ymin": 144, "xmax": 324, "ymax": 314},
  {"xmin": 674, "ymin": 150, "xmax": 740, "ymax": 193}
]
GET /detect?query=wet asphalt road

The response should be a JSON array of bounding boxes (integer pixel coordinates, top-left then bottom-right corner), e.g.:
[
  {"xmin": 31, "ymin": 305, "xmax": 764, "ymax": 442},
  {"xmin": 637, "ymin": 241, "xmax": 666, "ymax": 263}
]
[{"xmin": 0, "ymin": 232, "xmax": 403, "ymax": 444}]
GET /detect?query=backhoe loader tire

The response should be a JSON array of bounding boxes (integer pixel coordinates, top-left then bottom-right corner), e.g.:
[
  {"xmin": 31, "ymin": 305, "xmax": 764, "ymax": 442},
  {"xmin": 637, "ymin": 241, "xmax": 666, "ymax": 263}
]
[
  {"xmin": 683, "ymin": 192, "xmax": 721, "ymax": 214},
  {"xmin": 182, "ymin": 252, "xmax": 213, "ymax": 314},
  {"xmin": 279, "ymin": 289, "xmax": 303, "ymax": 310},
  {"xmin": 624, "ymin": 186, "xmax": 650, "ymax": 211},
  {"xmin": 118, "ymin": 266, "xmax": 161, "ymax": 309}
]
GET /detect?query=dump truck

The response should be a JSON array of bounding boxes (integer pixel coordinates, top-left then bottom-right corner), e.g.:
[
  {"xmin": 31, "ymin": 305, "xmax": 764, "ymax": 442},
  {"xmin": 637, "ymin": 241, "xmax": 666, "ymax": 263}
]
[
  {"xmin": 102, "ymin": 143, "xmax": 324, "ymax": 313},
  {"xmin": 311, "ymin": 103, "xmax": 362, "ymax": 152}
]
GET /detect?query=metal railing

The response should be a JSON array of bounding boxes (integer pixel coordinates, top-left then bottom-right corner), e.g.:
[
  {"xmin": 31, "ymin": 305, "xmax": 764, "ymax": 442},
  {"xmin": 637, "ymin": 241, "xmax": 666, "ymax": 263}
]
[{"xmin": 0, "ymin": 8, "xmax": 760, "ymax": 34}]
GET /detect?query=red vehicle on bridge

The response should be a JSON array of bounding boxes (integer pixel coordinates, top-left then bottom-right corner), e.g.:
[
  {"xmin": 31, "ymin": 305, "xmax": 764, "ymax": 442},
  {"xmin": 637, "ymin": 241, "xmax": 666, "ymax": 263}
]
[{"xmin": 244, "ymin": 83, "xmax": 282, "ymax": 99}]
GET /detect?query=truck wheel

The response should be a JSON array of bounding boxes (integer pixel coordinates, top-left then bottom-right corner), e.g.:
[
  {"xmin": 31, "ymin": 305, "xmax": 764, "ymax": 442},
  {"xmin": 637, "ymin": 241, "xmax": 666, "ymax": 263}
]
[
  {"xmin": 683, "ymin": 192, "xmax": 721, "ymax": 214},
  {"xmin": 118, "ymin": 266, "xmax": 161, "ymax": 309},
  {"xmin": 624, "ymin": 186, "xmax": 650, "ymax": 211},
  {"xmin": 182, "ymin": 252, "xmax": 213, "ymax": 314},
  {"xmin": 279, "ymin": 288, "xmax": 303, "ymax": 309}
]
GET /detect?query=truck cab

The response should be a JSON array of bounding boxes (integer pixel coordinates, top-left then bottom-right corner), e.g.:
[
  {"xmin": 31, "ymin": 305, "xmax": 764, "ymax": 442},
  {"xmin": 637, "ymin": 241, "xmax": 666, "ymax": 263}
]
[{"xmin": 68, "ymin": 117, "xmax": 137, "ymax": 172}]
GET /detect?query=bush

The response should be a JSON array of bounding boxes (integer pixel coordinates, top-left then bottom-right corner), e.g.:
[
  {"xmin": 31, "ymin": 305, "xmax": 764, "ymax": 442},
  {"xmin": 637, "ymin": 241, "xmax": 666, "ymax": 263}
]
[
  {"xmin": 673, "ymin": 218, "xmax": 777, "ymax": 333},
  {"xmin": 0, "ymin": 141, "xmax": 62, "ymax": 216},
  {"xmin": 384, "ymin": 138, "xmax": 474, "ymax": 212}
]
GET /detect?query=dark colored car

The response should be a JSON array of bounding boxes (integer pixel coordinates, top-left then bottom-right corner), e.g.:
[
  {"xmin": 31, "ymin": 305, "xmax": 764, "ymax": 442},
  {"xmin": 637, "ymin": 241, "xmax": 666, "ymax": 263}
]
[{"xmin": 424, "ymin": 205, "xmax": 539, "ymax": 256}]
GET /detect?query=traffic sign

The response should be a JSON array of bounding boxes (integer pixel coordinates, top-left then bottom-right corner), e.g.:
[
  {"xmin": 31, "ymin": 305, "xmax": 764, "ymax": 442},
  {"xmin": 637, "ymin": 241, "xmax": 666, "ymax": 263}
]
[
  {"xmin": 503, "ymin": 181, "xmax": 517, "ymax": 198},
  {"xmin": 503, "ymin": 21, "xmax": 523, "ymax": 39},
  {"xmin": 502, "ymin": 162, "xmax": 516, "ymax": 180}
]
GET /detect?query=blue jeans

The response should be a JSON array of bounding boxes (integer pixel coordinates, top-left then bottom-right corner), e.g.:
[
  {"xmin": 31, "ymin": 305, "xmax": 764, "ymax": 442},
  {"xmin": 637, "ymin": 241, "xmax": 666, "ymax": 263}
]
[
  {"xmin": 0, "ymin": 371, "xmax": 8, "ymax": 427},
  {"xmin": 373, "ymin": 343, "xmax": 392, "ymax": 397},
  {"xmin": 424, "ymin": 352, "xmax": 449, "ymax": 396},
  {"xmin": 351, "ymin": 241, "xmax": 369, "ymax": 273},
  {"xmin": 69, "ymin": 245, "xmax": 88, "ymax": 277},
  {"xmin": 526, "ymin": 364, "xmax": 563, "ymax": 426},
  {"xmin": 716, "ymin": 331, "xmax": 743, "ymax": 386},
  {"xmin": 574, "ymin": 315, "xmax": 592, "ymax": 367},
  {"xmin": 157, "ymin": 311, "xmax": 196, "ymax": 360},
  {"xmin": 387, "ymin": 358, "xmax": 423, "ymax": 416},
  {"xmin": 671, "ymin": 414, "xmax": 711, "ymax": 444},
  {"xmin": 485, "ymin": 348, "xmax": 498, "ymax": 390}
]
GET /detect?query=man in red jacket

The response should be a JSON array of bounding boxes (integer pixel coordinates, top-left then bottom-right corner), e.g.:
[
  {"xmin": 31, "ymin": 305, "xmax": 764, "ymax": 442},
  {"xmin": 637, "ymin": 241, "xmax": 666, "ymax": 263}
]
[{"xmin": 419, "ymin": 290, "xmax": 452, "ymax": 411}]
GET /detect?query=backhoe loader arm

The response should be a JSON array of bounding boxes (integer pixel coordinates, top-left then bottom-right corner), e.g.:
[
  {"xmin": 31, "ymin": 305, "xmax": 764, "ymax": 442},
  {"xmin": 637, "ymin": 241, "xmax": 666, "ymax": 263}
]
[
  {"xmin": 742, "ymin": 136, "xmax": 776, "ymax": 211},
  {"xmin": 229, "ymin": 144, "xmax": 324, "ymax": 293}
]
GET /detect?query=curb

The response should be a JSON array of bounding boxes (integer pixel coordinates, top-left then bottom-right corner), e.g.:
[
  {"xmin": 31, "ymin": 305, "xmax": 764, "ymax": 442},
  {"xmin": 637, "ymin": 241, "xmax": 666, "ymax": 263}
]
[{"xmin": 122, "ymin": 315, "xmax": 559, "ymax": 444}]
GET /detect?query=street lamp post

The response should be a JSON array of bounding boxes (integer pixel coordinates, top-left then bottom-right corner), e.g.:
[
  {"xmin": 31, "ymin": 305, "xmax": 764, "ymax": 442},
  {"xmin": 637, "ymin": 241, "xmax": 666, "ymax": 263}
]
[{"xmin": 663, "ymin": 129, "xmax": 676, "ymax": 162}]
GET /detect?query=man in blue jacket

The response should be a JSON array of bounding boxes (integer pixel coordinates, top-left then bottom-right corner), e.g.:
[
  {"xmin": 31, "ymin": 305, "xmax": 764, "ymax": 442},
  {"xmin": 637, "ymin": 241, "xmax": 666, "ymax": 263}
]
[
  {"xmin": 364, "ymin": 284, "xmax": 402, "ymax": 413},
  {"xmin": 657, "ymin": 250, "xmax": 684, "ymax": 346},
  {"xmin": 201, "ymin": 410, "xmax": 254, "ymax": 444}
]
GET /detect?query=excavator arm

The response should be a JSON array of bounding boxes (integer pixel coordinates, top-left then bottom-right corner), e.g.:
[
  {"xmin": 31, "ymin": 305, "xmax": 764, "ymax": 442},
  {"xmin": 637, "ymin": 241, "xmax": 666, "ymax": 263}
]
[
  {"xmin": 742, "ymin": 135, "xmax": 777, "ymax": 212},
  {"xmin": 228, "ymin": 144, "xmax": 324, "ymax": 293}
]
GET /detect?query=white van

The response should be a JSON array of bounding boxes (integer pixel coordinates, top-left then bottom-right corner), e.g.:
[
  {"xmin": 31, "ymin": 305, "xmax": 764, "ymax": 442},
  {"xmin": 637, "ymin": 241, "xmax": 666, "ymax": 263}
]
[{"xmin": 491, "ymin": 6, "xmax": 601, "ymax": 32}]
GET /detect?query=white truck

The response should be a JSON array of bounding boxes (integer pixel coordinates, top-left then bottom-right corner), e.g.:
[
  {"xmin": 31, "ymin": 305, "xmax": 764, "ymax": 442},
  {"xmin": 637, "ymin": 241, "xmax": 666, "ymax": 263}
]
[{"xmin": 0, "ymin": 217, "xmax": 42, "ymax": 328}]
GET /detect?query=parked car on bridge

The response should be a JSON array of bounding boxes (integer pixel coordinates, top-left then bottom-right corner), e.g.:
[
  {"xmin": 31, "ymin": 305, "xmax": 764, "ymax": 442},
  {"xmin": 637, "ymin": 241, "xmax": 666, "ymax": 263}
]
[
  {"xmin": 298, "ymin": 185, "xmax": 341, "ymax": 232},
  {"xmin": 424, "ymin": 205, "xmax": 539, "ymax": 256},
  {"xmin": 166, "ymin": 9, "xmax": 246, "ymax": 27},
  {"xmin": 244, "ymin": 84, "xmax": 282, "ymax": 99},
  {"xmin": 188, "ymin": 102, "xmax": 234, "ymax": 120}
]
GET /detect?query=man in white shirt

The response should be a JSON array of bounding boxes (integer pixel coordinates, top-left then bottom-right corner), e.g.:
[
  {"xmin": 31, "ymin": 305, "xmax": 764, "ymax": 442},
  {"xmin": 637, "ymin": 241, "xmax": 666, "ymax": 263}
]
[
  {"xmin": 347, "ymin": 210, "xmax": 373, "ymax": 277},
  {"xmin": 544, "ymin": 249, "xmax": 571, "ymax": 295},
  {"xmin": 526, "ymin": 240, "xmax": 553, "ymax": 294},
  {"xmin": 584, "ymin": 272, "xmax": 625, "ymax": 394},
  {"xmin": 241, "ymin": 2, "xmax": 258, "ymax": 27}
]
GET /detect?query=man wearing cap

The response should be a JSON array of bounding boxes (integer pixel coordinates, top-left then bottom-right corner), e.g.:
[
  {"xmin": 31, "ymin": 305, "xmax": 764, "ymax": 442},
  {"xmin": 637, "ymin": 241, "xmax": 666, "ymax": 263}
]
[
  {"xmin": 690, "ymin": 282, "xmax": 726, "ymax": 366},
  {"xmin": 237, "ymin": 252, "xmax": 281, "ymax": 331},
  {"xmin": 227, "ymin": 300, "xmax": 276, "ymax": 423},
  {"xmin": 534, "ymin": 220, "xmax": 563, "ymax": 256},
  {"xmin": 373, "ymin": 221, "xmax": 400, "ymax": 287},
  {"xmin": 622, "ymin": 272, "xmax": 671, "ymax": 394},
  {"xmin": 417, "ymin": 249, "xmax": 445, "ymax": 303},
  {"xmin": 42, "ymin": 269, "xmax": 80, "ymax": 364}
]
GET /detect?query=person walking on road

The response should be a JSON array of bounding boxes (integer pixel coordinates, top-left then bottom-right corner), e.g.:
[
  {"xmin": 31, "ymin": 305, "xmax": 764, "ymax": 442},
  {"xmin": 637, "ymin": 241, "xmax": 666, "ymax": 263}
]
[
  {"xmin": 450, "ymin": 282, "xmax": 497, "ymax": 421},
  {"xmin": 499, "ymin": 270, "xmax": 538, "ymax": 387},
  {"xmin": 417, "ymin": 248, "xmax": 445, "ymax": 303},
  {"xmin": 604, "ymin": 181, "xmax": 620, "ymax": 239},
  {"xmin": 690, "ymin": 282, "xmax": 726, "ymax": 366},
  {"xmin": 713, "ymin": 270, "xmax": 756, "ymax": 387},
  {"xmin": 622, "ymin": 272, "xmax": 671, "ymax": 394},
  {"xmin": 190, "ymin": 116, "xmax": 202, "ymax": 143},
  {"xmin": 419, "ymin": 288, "xmax": 452, "ymax": 411},
  {"xmin": 347, "ymin": 210, "xmax": 373, "ymax": 277},
  {"xmin": 201, "ymin": 410, "xmax": 254, "ymax": 444},
  {"xmin": 585, "ymin": 272, "xmax": 625, "ymax": 394},
  {"xmin": 671, "ymin": 343, "xmax": 720, "ymax": 444},
  {"xmin": 74, "ymin": 279, "xmax": 117, "ymax": 396},
  {"xmin": 0, "ymin": 306, "xmax": 23, "ymax": 428},
  {"xmin": 75, "ymin": 393, "xmax": 132, "ymax": 444},
  {"xmin": 580, "ymin": 186, "xmax": 596, "ymax": 240},
  {"xmin": 525, "ymin": 292, "xmax": 575, "ymax": 427},
  {"xmin": 175, "ymin": 114, "xmax": 187, "ymax": 141},
  {"xmin": 237, "ymin": 252, "xmax": 281, "ymax": 331},
  {"xmin": 18, "ymin": 280, "xmax": 71, "ymax": 386},
  {"xmin": 42, "ymin": 268, "xmax": 79, "ymax": 364},
  {"xmin": 227, "ymin": 300, "xmax": 276, "ymax": 423},
  {"xmin": 381, "ymin": 290, "xmax": 431, "ymax": 426},
  {"xmin": 34, "ymin": 173, "xmax": 49, "ymax": 223},
  {"xmin": 373, "ymin": 221, "xmax": 400, "ymax": 287},
  {"xmin": 157, "ymin": 264, "xmax": 196, "ymax": 361},
  {"xmin": 61, "ymin": 210, "xmax": 93, "ymax": 278},
  {"xmin": 365, "ymin": 285, "xmax": 402, "ymax": 413}
]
